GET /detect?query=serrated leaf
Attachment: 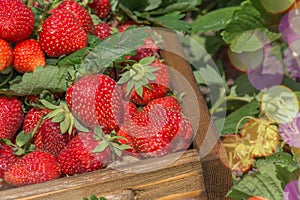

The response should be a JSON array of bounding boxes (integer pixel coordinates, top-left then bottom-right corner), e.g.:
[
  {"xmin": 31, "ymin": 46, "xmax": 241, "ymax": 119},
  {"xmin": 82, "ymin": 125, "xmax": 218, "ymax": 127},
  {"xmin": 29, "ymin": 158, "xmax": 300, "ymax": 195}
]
[
  {"xmin": 192, "ymin": 7, "xmax": 239, "ymax": 33},
  {"xmin": 221, "ymin": 1, "xmax": 280, "ymax": 53},
  {"xmin": 9, "ymin": 65, "xmax": 69, "ymax": 95},
  {"xmin": 152, "ymin": 12, "xmax": 191, "ymax": 32},
  {"xmin": 78, "ymin": 27, "xmax": 151, "ymax": 76},
  {"xmin": 227, "ymin": 170, "xmax": 283, "ymax": 199}
]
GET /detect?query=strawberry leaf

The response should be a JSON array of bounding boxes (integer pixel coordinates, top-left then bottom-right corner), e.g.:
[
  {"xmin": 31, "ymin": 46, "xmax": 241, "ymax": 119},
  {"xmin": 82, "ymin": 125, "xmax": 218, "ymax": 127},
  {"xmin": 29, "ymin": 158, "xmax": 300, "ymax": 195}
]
[
  {"xmin": 74, "ymin": 118, "xmax": 90, "ymax": 132},
  {"xmin": 78, "ymin": 27, "xmax": 151, "ymax": 76},
  {"xmin": 9, "ymin": 65, "xmax": 70, "ymax": 95},
  {"xmin": 60, "ymin": 115, "xmax": 71, "ymax": 134},
  {"xmin": 15, "ymin": 131, "xmax": 31, "ymax": 148},
  {"xmin": 93, "ymin": 140, "xmax": 109, "ymax": 153},
  {"xmin": 139, "ymin": 56, "xmax": 155, "ymax": 65}
]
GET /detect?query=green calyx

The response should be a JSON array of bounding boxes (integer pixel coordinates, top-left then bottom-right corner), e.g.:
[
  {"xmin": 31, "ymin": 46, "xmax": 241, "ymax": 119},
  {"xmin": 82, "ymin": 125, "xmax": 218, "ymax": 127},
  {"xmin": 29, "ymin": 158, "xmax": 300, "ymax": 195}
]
[
  {"xmin": 41, "ymin": 100, "xmax": 76, "ymax": 135},
  {"xmin": 92, "ymin": 126, "xmax": 131, "ymax": 160},
  {"xmin": 117, "ymin": 56, "xmax": 159, "ymax": 97}
]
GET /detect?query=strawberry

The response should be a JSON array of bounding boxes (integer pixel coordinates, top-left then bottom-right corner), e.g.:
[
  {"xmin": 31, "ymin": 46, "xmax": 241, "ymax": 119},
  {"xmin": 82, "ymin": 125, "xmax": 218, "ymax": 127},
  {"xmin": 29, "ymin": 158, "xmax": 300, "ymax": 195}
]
[
  {"xmin": 58, "ymin": 127, "xmax": 119, "ymax": 175},
  {"xmin": 95, "ymin": 22, "xmax": 111, "ymax": 40},
  {"xmin": 13, "ymin": 39, "xmax": 46, "ymax": 73},
  {"xmin": 123, "ymin": 105, "xmax": 183, "ymax": 157},
  {"xmin": 143, "ymin": 96, "xmax": 181, "ymax": 113},
  {"xmin": 122, "ymin": 101, "xmax": 138, "ymax": 123},
  {"xmin": 89, "ymin": 0, "xmax": 111, "ymax": 19},
  {"xmin": 39, "ymin": 9, "xmax": 88, "ymax": 57},
  {"xmin": 129, "ymin": 38, "xmax": 159, "ymax": 62},
  {"xmin": 23, "ymin": 108, "xmax": 50, "ymax": 142},
  {"xmin": 119, "ymin": 58, "xmax": 170, "ymax": 105},
  {"xmin": 0, "ymin": 96, "xmax": 24, "ymax": 140},
  {"xmin": 118, "ymin": 21, "xmax": 139, "ymax": 33},
  {"xmin": 116, "ymin": 127, "xmax": 138, "ymax": 156},
  {"xmin": 65, "ymin": 74, "xmax": 123, "ymax": 132},
  {"xmin": 0, "ymin": 0, "xmax": 34, "ymax": 42},
  {"xmin": 0, "ymin": 39, "xmax": 13, "ymax": 72},
  {"xmin": 4, "ymin": 151, "xmax": 61, "ymax": 186},
  {"xmin": 53, "ymin": 0, "xmax": 96, "ymax": 35},
  {"xmin": 36, "ymin": 119, "xmax": 76, "ymax": 156},
  {"xmin": 0, "ymin": 143, "xmax": 19, "ymax": 179}
]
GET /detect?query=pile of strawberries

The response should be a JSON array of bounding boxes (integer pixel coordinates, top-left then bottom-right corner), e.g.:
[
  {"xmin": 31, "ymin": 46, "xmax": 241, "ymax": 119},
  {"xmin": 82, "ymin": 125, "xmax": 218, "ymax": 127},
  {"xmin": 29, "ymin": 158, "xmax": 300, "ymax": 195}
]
[{"xmin": 0, "ymin": 0, "xmax": 194, "ymax": 188}]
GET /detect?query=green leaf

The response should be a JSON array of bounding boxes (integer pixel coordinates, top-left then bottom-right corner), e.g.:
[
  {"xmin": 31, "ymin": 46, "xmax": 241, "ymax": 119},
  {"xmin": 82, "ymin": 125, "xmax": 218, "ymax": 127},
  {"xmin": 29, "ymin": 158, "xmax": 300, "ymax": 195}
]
[
  {"xmin": 192, "ymin": 7, "xmax": 239, "ymax": 33},
  {"xmin": 9, "ymin": 65, "xmax": 69, "ymax": 95},
  {"xmin": 1, "ymin": 138, "xmax": 13, "ymax": 146},
  {"xmin": 193, "ymin": 64, "xmax": 224, "ymax": 86},
  {"xmin": 60, "ymin": 115, "xmax": 71, "ymax": 134},
  {"xmin": 40, "ymin": 99, "xmax": 60, "ymax": 110},
  {"xmin": 78, "ymin": 27, "xmax": 151, "ymax": 76},
  {"xmin": 216, "ymin": 100, "xmax": 260, "ymax": 135},
  {"xmin": 150, "ymin": 0, "xmax": 199, "ymax": 15},
  {"xmin": 221, "ymin": 1, "xmax": 280, "ymax": 53},
  {"xmin": 58, "ymin": 47, "xmax": 90, "ymax": 67},
  {"xmin": 152, "ymin": 12, "xmax": 191, "ymax": 32},
  {"xmin": 227, "ymin": 170, "xmax": 283, "ymax": 199}
]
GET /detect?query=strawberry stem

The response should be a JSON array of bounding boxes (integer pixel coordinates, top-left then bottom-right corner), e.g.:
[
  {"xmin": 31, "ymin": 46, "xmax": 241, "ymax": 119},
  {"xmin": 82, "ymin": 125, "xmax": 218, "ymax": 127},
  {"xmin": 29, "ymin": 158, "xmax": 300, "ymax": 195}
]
[{"xmin": 0, "ymin": 70, "xmax": 13, "ymax": 88}]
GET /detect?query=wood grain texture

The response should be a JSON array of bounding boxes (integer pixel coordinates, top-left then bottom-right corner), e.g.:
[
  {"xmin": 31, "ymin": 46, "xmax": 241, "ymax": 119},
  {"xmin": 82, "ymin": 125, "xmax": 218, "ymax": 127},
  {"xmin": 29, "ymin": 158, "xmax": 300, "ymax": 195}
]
[{"xmin": 0, "ymin": 150, "xmax": 206, "ymax": 200}]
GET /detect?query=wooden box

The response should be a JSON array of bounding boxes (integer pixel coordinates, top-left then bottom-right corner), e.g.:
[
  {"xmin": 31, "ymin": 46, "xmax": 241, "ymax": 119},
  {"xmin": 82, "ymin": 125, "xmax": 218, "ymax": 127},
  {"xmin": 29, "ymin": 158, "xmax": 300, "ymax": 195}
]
[{"xmin": 0, "ymin": 29, "xmax": 232, "ymax": 200}]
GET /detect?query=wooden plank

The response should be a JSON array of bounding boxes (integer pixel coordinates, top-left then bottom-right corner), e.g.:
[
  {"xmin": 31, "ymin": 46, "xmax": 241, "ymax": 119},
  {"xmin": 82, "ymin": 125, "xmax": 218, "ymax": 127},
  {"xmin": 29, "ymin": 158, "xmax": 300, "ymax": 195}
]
[{"xmin": 0, "ymin": 150, "xmax": 206, "ymax": 200}]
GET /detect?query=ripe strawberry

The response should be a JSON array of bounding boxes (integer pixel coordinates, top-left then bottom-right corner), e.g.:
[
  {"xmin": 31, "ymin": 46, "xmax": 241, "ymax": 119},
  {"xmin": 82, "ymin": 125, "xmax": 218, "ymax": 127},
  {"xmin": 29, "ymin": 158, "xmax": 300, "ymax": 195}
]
[
  {"xmin": 116, "ymin": 127, "xmax": 138, "ymax": 156},
  {"xmin": 122, "ymin": 101, "xmax": 138, "ymax": 123},
  {"xmin": 0, "ymin": 143, "xmax": 19, "ymax": 179},
  {"xmin": 39, "ymin": 9, "xmax": 88, "ymax": 57},
  {"xmin": 129, "ymin": 38, "xmax": 159, "ymax": 62},
  {"xmin": 57, "ymin": 134, "xmax": 105, "ymax": 175},
  {"xmin": 143, "ymin": 96, "xmax": 181, "ymax": 113},
  {"xmin": 23, "ymin": 108, "xmax": 50, "ymax": 142},
  {"xmin": 53, "ymin": 0, "xmax": 96, "ymax": 35},
  {"xmin": 65, "ymin": 74, "xmax": 123, "ymax": 132},
  {"xmin": 36, "ymin": 119, "xmax": 76, "ymax": 156},
  {"xmin": 0, "ymin": 0, "xmax": 34, "ymax": 42},
  {"xmin": 119, "ymin": 59, "xmax": 170, "ymax": 105},
  {"xmin": 89, "ymin": 0, "xmax": 111, "ymax": 19},
  {"xmin": 123, "ymin": 105, "xmax": 183, "ymax": 157},
  {"xmin": 0, "ymin": 39, "xmax": 13, "ymax": 72},
  {"xmin": 13, "ymin": 39, "xmax": 46, "ymax": 73},
  {"xmin": 0, "ymin": 96, "xmax": 24, "ymax": 140},
  {"xmin": 118, "ymin": 21, "xmax": 139, "ymax": 33},
  {"xmin": 4, "ymin": 151, "xmax": 61, "ymax": 186},
  {"xmin": 95, "ymin": 22, "xmax": 111, "ymax": 40}
]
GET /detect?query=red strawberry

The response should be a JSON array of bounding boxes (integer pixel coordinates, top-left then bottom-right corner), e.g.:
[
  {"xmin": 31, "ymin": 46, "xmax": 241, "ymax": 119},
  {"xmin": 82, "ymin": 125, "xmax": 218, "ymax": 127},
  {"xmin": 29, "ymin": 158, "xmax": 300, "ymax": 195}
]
[
  {"xmin": 57, "ymin": 133, "xmax": 105, "ymax": 175},
  {"xmin": 53, "ymin": 0, "xmax": 96, "ymax": 34},
  {"xmin": 123, "ymin": 105, "xmax": 183, "ymax": 157},
  {"xmin": 13, "ymin": 39, "xmax": 46, "ymax": 73},
  {"xmin": 0, "ymin": 39, "xmax": 13, "ymax": 72},
  {"xmin": 95, "ymin": 22, "xmax": 111, "ymax": 40},
  {"xmin": 129, "ymin": 38, "xmax": 159, "ymax": 62},
  {"xmin": 23, "ymin": 108, "xmax": 50, "ymax": 142},
  {"xmin": 89, "ymin": 0, "xmax": 111, "ymax": 19},
  {"xmin": 36, "ymin": 119, "xmax": 76, "ymax": 156},
  {"xmin": 4, "ymin": 151, "xmax": 61, "ymax": 186},
  {"xmin": 122, "ymin": 101, "xmax": 138, "ymax": 123},
  {"xmin": 0, "ymin": 0, "xmax": 34, "ymax": 42},
  {"xmin": 65, "ymin": 74, "xmax": 123, "ymax": 132},
  {"xmin": 118, "ymin": 21, "xmax": 139, "ymax": 33},
  {"xmin": 0, "ymin": 143, "xmax": 19, "ymax": 179},
  {"xmin": 39, "ymin": 9, "xmax": 88, "ymax": 57},
  {"xmin": 116, "ymin": 127, "xmax": 139, "ymax": 156},
  {"xmin": 0, "ymin": 96, "xmax": 24, "ymax": 140},
  {"xmin": 120, "ymin": 59, "xmax": 170, "ymax": 105},
  {"xmin": 143, "ymin": 96, "xmax": 181, "ymax": 113}
]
